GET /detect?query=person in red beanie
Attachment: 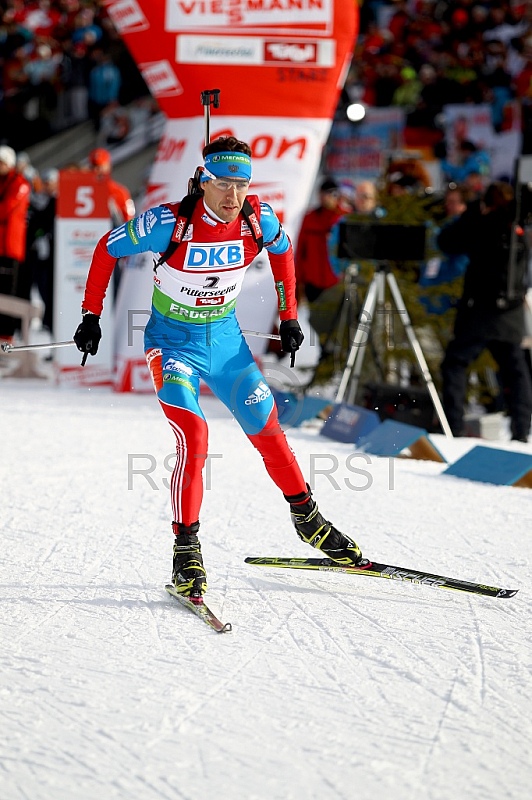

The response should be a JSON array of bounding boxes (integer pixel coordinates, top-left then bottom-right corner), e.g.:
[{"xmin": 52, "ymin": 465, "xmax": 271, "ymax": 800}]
[
  {"xmin": 88, "ymin": 148, "xmax": 135, "ymax": 225},
  {"xmin": 0, "ymin": 145, "xmax": 31, "ymax": 340}
]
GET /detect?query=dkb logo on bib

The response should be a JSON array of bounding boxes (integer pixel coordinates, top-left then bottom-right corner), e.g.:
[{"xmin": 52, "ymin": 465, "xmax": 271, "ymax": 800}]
[{"xmin": 184, "ymin": 240, "xmax": 244, "ymax": 271}]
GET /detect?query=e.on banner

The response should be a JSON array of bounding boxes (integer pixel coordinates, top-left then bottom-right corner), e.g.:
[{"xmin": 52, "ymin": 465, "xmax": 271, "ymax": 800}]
[{"xmin": 103, "ymin": 0, "xmax": 357, "ymax": 390}]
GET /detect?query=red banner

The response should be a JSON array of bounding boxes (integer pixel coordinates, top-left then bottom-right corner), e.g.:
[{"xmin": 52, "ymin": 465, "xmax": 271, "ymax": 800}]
[{"xmin": 105, "ymin": 0, "xmax": 357, "ymax": 122}]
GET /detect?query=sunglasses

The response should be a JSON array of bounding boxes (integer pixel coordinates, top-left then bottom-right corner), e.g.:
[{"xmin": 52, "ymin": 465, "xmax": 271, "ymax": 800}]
[{"xmin": 210, "ymin": 178, "xmax": 250, "ymax": 192}]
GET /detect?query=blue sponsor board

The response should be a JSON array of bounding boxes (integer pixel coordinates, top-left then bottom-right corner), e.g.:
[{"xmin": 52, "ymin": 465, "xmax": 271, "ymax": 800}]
[
  {"xmin": 273, "ymin": 391, "xmax": 331, "ymax": 428},
  {"xmin": 357, "ymin": 419, "xmax": 446, "ymax": 462},
  {"xmin": 320, "ymin": 403, "xmax": 380, "ymax": 444},
  {"xmin": 443, "ymin": 445, "xmax": 532, "ymax": 487}
]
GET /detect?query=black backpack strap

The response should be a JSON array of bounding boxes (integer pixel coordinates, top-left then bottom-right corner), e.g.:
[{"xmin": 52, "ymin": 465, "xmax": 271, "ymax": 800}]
[
  {"xmin": 154, "ymin": 193, "xmax": 201, "ymax": 271},
  {"xmin": 241, "ymin": 199, "xmax": 263, "ymax": 254}
]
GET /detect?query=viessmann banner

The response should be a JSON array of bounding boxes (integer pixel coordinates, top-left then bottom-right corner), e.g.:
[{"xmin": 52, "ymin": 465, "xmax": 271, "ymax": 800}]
[{"xmin": 103, "ymin": 0, "xmax": 358, "ymax": 391}]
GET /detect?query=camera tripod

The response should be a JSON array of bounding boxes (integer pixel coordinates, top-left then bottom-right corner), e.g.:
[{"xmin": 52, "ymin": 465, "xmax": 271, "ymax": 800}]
[
  {"xmin": 306, "ymin": 265, "xmax": 385, "ymax": 389},
  {"xmin": 335, "ymin": 261, "xmax": 454, "ymax": 438}
]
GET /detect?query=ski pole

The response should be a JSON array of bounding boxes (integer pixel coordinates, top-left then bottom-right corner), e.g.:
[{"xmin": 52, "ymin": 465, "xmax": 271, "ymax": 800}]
[
  {"xmin": 1, "ymin": 333, "xmax": 282, "ymax": 352},
  {"xmin": 1, "ymin": 339, "xmax": 76, "ymax": 354},
  {"xmin": 241, "ymin": 330, "xmax": 281, "ymax": 341},
  {"xmin": 201, "ymin": 89, "xmax": 220, "ymax": 146}
]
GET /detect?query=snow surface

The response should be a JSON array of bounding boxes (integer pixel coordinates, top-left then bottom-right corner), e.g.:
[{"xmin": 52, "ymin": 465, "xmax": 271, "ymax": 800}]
[{"xmin": 1, "ymin": 379, "xmax": 531, "ymax": 800}]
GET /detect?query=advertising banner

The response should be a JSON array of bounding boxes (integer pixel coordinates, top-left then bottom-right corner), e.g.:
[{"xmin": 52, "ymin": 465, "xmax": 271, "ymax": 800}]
[
  {"xmin": 443, "ymin": 103, "xmax": 522, "ymax": 182},
  {"xmin": 104, "ymin": 0, "xmax": 355, "ymax": 120},
  {"xmin": 55, "ymin": 171, "xmax": 113, "ymax": 386},
  {"xmin": 323, "ymin": 108, "xmax": 405, "ymax": 183},
  {"xmin": 103, "ymin": 0, "xmax": 358, "ymax": 390}
]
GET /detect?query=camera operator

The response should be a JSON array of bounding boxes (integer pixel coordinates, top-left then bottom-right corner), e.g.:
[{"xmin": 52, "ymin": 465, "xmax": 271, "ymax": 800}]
[{"xmin": 438, "ymin": 181, "xmax": 532, "ymax": 442}]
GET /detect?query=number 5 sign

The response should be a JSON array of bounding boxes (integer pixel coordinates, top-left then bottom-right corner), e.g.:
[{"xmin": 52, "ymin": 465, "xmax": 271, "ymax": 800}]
[
  {"xmin": 55, "ymin": 169, "xmax": 114, "ymax": 386},
  {"xmin": 57, "ymin": 170, "xmax": 110, "ymax": 219}
]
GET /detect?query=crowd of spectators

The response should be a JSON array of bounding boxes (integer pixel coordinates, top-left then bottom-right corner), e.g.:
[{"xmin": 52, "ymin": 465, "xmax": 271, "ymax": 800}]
[
  {"xmin": 345, "ymin": 0, "xmax": 532, "ymax": 152},
  {"xmin": 0, "ymin": 0, "xmax": 150, "ymax": 149}
]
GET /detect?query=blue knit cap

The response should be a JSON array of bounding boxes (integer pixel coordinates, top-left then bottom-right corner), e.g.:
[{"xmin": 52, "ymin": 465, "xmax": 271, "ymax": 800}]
[{"xmin": 201, "ymin": 151, "xmax": 252, "ymax": 182}]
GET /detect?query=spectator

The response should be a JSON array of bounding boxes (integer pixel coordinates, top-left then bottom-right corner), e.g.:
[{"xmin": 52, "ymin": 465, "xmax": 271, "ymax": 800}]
[
  {"xmin": 327, "ymin": 179, "xmax": 382, "ymax": 276},
  {"xmin": 0, "ymin": 145, "xmax": 31, "ymax": 340},
  {"xmin": 405, "ymin": 63, "xmax": 443, "ymax": 128},
  {"xmin": 23, "ymin": 42, "xmax": 61, "ymax": 122},
  {"xmin": 483, "ymin": 4, "xmax": 529, "ymax": 45},
  {"xmin": 25, "ymin": 167, "xmax": 58, "ymax": 334},
  {"xmin": 420, "ymin": 184, "xmax": 472, "ymax": 315},
  {"xmin": 59, "ymin": 39, "xmax": 92, "ymax": 123},
  {"xmin": 98, "ymin": 103, "xmax": 131, "ymax": 146},
  {"xmin": 295, "ymin": 178, "xmax": 343, "ymax": 302},
  {"xmin": 352, "ymin": 180, "xmax": 379, "ymax": 215},
  {"xmin": 438, "ymin": 181, "xmax": 532, "ymax": 441},
  {"xmin": 393, "ymin": 66, "xmax": 422, "ymax": 109},
  {"xmin": 10, "ymin": 0, "xmax": 61, "ymax": 38},
  {"xmin": 337, "ymin": 179, "xmax": 357, "ymax": 214},
  {"xmin": 443, "ymin": 184, "xmax": 470, "ymax": 220},
  {"xmin": 388, "ymin": 1, "xmax": 410, "ymax": 43},
  {"xmin": 15, "ymin": 151, "xmax": 41, "ymax": 193},
  {"xmin": 439, "ymin": 140, "xmax": 491, "ymax": 184},
  {"xmin": 71, "ymin": 7, "xmax": 103, "ymax": 47},
  {"xmin": 88, "ymin": 49, "xmax": 121, "ymax": 130},
  {"xmin": 88, "ymin": 147, "xmax": 135, "ymax": 225},
  {"xmin": 373, "ymin": 59, "xmax": 401, "ymax": 107},
  {"xmin": 462, "ymin": 170, "xmax": 488, "ymax": 197},
  {"xmin": 0, "ymin": 1, "xmax": 150, "ymax": 150}
]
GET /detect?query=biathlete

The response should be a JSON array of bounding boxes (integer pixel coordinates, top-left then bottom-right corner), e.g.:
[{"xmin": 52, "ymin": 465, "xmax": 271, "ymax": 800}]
[{"xmin": 74, "ymin": 135, "xmax": 364, "ymax": 598}]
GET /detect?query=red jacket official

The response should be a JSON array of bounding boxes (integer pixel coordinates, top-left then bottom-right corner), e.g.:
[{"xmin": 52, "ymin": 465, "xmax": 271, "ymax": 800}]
[
  {"xmin": 0, "ymin": 169, "xmax": 31, "ymax": 262},
  {"xmin": 295, "ymin": 206, "xmax": 342, "ymax": 294}
]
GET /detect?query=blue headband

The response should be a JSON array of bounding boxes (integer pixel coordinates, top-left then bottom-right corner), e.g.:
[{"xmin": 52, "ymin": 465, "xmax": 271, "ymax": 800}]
[{"xmin": 201, "ymin": 151, "xmax": 252, "ymax": 183}]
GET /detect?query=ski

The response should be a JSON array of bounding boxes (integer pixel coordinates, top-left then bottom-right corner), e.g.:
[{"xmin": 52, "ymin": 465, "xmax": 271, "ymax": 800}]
[
  {"xmin": 244, "ymin": 557, "xmax": 518, "ymax": 599},
  {"xmin": 165, "ymin": 584, "xmax": 232, "ymax": 632}
]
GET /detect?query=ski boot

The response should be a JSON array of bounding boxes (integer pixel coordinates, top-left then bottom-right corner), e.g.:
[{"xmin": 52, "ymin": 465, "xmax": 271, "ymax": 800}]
[
  {"xmin": 172, "ymin": 521, "xmax": 207, "ymax": 600},
  {"xmin": 285, "ymin": 486, "xmax": 364, "ymax": 566}
]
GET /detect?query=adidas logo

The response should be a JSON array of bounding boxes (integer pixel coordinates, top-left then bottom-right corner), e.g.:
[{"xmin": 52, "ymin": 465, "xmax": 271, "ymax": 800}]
[{"xmin": 244, "ymin": 381, "xmax": 271, "ymax": 405}]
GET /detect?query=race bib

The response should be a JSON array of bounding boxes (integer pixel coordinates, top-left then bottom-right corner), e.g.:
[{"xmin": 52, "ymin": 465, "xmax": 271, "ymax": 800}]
[{"xmin": 183, "ymin": 240, "xmax": 245, "ymax": 271}]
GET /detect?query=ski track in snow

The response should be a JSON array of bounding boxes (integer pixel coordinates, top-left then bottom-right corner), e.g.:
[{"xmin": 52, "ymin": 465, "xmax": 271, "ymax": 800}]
[{"xmin": 0, "ymin": 383, "xmax": 531, "ymax": 800}]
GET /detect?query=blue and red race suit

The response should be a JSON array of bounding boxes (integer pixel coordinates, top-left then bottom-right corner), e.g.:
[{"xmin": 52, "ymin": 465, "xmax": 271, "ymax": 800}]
[{"xmin": 82, "ymin": 195, "xmax": 306, "ymax": 524}]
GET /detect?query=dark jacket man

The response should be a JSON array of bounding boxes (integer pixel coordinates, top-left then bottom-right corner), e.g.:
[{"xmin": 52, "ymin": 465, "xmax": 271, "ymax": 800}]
[{"xmin": 438, "ymin": 182, "xmax": 532, "ymax": 441}]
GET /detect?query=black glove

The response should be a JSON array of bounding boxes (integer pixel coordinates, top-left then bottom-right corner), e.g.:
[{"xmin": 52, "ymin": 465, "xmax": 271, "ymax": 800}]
[
  {"xmin": 74, "ymin": 313, "xmax": 101, "ymax": 357},
  {"xmin": 280, "ymin": 319, "xmax": 304, "ymax": 367}
]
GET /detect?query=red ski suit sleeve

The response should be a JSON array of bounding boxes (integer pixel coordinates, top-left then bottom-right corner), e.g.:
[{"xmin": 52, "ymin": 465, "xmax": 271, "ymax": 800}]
[
  {"xmin": 268, "ymin": 246, "xmax": 298, "ymax": 321},
  {"xmin": 82, "ymin": 234, "xmax": 116, "ymax": 315}
]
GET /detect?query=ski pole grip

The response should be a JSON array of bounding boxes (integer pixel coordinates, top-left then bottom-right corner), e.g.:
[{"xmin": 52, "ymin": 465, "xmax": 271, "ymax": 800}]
[{"xmin": 201, "ymin": 89, "xmax": 220, "ymax": 108}]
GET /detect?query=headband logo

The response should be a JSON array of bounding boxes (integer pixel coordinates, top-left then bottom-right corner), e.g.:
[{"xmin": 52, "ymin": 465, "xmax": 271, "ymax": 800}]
[{"xmin": 228, "ymin": 165, "xmax": 239, "ymax": 172}]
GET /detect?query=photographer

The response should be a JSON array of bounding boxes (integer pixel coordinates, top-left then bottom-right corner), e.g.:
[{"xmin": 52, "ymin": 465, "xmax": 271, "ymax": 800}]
[{"xmin": 438, "ymin": 181, "xmax": 532, "ymax": 442}]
